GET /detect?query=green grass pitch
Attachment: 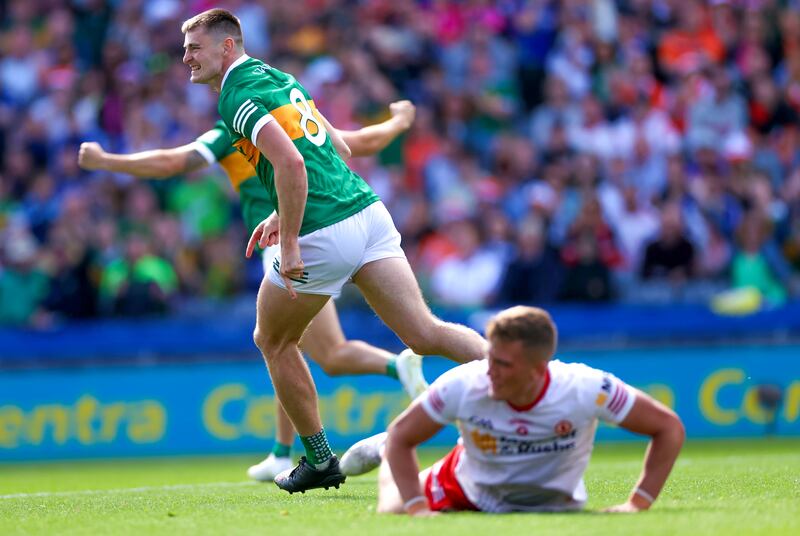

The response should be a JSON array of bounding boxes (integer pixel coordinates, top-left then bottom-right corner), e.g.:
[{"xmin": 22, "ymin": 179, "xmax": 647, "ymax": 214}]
[{"xmin": 2, "ymin": 438, "xmax": 798, "ymax": 535}]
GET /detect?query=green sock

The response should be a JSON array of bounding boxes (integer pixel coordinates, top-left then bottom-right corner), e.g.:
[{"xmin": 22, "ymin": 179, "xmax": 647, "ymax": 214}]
[
  {"xmin": 386, "ymin": 356, "xmax": 399, "ymax": 380},
  {"xmin": 271, "ymin": 441, "xmax": 291, "ymax": 458},
  {"xmin": 300, "ymin": 428, "xmax": 333, "ymax": 467}
]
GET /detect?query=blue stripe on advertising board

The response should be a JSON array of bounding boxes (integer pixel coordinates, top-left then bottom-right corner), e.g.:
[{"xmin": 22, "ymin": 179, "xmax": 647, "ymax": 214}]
[{"xmin": 1, "ymin": 345, "xmax": 797, "ymax": 461}]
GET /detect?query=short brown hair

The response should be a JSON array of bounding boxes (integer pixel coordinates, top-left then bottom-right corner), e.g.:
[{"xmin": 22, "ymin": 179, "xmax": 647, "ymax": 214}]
[
  {"xmin": 485, "ymin": 306, "xmax": 557, "ymax": 360},
  {"xmin": 181, "ymin": 9, "xmax": 243, "ymax": 48}
]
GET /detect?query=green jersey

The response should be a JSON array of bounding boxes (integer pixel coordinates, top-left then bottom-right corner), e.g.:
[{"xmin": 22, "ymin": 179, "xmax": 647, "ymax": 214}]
[
  {"xmin": 218, "ymin": 55, "xmax": 379, "ymax": 236},
  {"xmin": 193, "ymin": 121, "xmax": 271, "ymax": 234}
]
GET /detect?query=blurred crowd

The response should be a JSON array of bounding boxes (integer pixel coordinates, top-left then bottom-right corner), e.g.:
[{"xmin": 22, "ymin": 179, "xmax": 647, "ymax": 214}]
[{"xmin": 2, "ymin": 0, "xmax": 800, "ymax": 327}]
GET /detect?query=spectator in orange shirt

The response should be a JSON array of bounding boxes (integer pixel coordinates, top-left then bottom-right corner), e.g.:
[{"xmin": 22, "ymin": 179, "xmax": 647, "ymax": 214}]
[{"xmin": 658, "ymin": 1, "xmax": 725, "ymax": 77}]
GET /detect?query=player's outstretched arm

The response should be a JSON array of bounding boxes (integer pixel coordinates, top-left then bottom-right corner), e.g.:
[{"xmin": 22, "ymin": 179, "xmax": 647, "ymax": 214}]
[
  {"xmin": 384, "ymin": 401, "xmax": 443, "ymax": 517},
  {"xmin": 338, "ymin": 100, "xmax": 416, "ymax": 157},
  {"xmin": 317, "ymin": 112, "xmax": 351, "ymax": 161},
  {"xmin": 605, "ymin": 390, "xmax": 685, "ymax": 513},
  {"xmin": 78, "ymin": 142, "xmax": 209, "ymax": 178}
]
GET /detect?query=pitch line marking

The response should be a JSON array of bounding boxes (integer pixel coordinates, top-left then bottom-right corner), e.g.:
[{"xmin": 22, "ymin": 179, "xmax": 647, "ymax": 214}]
[{"xmin": 0, "ymin": 481, "xmax": 258, "ymax": 500}]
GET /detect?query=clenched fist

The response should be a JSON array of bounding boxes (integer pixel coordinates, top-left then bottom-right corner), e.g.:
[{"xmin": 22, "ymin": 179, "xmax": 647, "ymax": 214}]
[
  {"xmin": 389, "ymin": 100, "xmax": 416, "ymax": 131},
  {"xmin": 78, "ymin": 142, "xmax": 107, "ymax": 170}
]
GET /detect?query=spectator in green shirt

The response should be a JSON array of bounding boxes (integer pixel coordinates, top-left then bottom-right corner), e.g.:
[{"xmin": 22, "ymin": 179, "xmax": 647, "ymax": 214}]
[
  {"xmin": 0, "ymin": 230, "xmax": 50, "ymax": 327},
  {"xmin": 99, "ymin": 232, "xmax": 178, "ymax": 316}
]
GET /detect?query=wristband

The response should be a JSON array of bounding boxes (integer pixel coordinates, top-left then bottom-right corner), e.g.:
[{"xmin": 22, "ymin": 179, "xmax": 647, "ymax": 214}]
[
  {"xmin": 634, "ymin": 487, "xmax": 655, "ymax": 504},
  {"xmin": 403, "ymin": 495, "xmax": 427, "ymax": 512}
]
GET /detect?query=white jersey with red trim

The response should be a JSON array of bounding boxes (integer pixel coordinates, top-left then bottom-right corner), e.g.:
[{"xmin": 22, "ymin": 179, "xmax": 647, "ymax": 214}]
[{"xmin": 420, "ymin": 359, "xmax": 636, "ymax": 513}]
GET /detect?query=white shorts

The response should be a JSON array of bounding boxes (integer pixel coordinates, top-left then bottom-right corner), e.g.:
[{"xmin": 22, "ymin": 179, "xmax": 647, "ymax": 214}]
[{"xmin": 264, "ymin": 201, "xmax": 405, "ymax": 297}]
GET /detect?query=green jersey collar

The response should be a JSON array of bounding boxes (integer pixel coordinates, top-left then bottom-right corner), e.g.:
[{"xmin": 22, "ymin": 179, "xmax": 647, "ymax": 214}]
[{"xmin": 221, "ymin": 54, "xmax": 251, "ymax": 91}]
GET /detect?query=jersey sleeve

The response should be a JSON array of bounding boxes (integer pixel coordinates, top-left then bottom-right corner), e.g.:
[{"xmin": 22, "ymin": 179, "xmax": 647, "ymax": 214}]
[
  {"xmin": 193, "ymin": 122, "xmax": 235, "ymax": 164},
  {"xmin": 419, "ymin": 364, "xmax": 470, "ymax": 425},
  {"xmin": 220, "ymin": 88, "xmax": 275, "ymax": 147},
  {"xmin": 578, "ymin": 365, "xmax": 637, "ymax": 424}
]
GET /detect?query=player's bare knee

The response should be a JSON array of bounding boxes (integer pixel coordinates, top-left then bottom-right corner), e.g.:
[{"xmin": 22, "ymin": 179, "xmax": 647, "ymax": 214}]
[
  {"xmin": 253, "ymin": 328, "xmax": 295, "ymax": 360},
  {"xmin": 252, "ymin": 327, "xmax": 281, "ymax": 354},
  {"xmin": 252, "ymin": 327, "xmax": 268, "ymax": 354},
  {"xmin": 374, "ymin": 455, "xmax": 406, "ymax": 514}
]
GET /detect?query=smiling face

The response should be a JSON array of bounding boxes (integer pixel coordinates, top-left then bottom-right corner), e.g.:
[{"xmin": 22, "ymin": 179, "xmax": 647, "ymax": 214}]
[{"xmin": 183, "ymin": 28, "xmax": 227, "ymax": 87}]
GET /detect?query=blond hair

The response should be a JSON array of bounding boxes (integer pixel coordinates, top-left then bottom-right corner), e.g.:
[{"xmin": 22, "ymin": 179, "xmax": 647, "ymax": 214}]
[{"xmin": 485, "ymin": 306, "xmax": 557, "ymax": 360}]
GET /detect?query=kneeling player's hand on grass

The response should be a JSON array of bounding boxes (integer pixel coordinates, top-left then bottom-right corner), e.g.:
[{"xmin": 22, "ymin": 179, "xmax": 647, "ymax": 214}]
[
  {"xmin": 602, "ymin": 500, "xmax": 650, "ymax": 513},
  {"xmin": 403, "ymin": 496, "xmax": 439, "ymax": 517},
  {"xmin": 407, "ymin": 506, "xmax": 439, "ymax": 517}
]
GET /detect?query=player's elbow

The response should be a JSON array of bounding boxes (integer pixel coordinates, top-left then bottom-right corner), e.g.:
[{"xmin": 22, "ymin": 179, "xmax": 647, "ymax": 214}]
[
  {"xmin": 384, "ymin": 430, "xmax": 409, "ymax": 461},
  {"xmin": 386, "ymin": 417, "xmax": 415, "ymax": 450},
  {"xmin": 291, "ymin": 154, "xmax": 306, "ymax": 174},
  {"xmin": 338, "ymin": 141, "xmax": 352, "ymax": 161},
  {"xmin": 386, "ymin": 420, "xmax": 401, "ymax": 444},
  {"xmin": 656, "ymin": 410, "xmax": 685, "ymax": 449},
  {"xmin": 161, "ymin": 161, "xmax": 186, "ymax": 177},
  {"xmin": 149, "ymin": 150, "xmax": 188, "ymax": 178},
  {"xmin": 670, "ymin": 414, "xmax": 686, "ymax": 447},
  {"xmin": 275, "ymin": 152, "xmax": 306, "ymax": 177},
  {"xmin": 342, "ymin": 133, "xmax": 371, "ymax": 158}
]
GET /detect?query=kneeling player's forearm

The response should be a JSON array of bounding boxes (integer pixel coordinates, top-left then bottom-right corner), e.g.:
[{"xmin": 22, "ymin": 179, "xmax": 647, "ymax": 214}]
[
  {"xmin": 630, "ymin": 419, "xmax": 685, "ymax": 507},
  {"xmin": 385, "ymin": 435, "xmax": 424, "ymax": 510}
]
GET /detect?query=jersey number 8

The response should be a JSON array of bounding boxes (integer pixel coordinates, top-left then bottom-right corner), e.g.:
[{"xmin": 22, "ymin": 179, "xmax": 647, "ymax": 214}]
[{"xmin": 290, "ymin": 88, "xmax": 326, "ymax": 147}]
